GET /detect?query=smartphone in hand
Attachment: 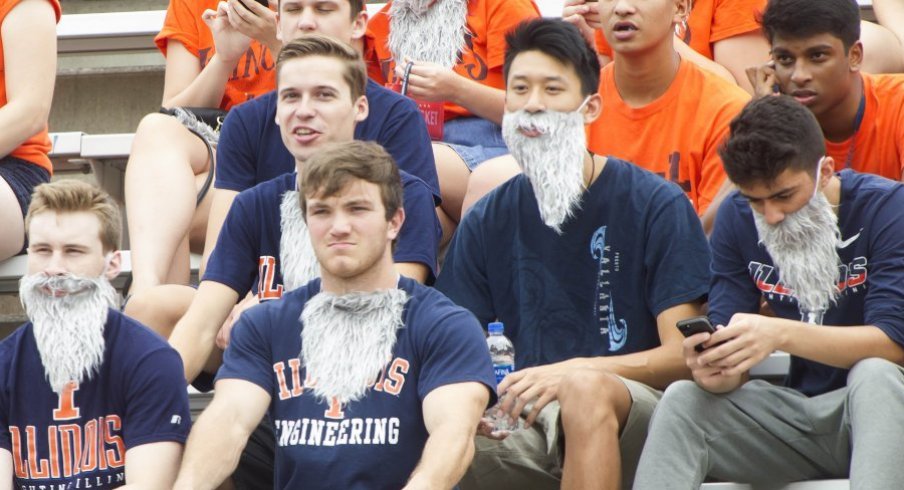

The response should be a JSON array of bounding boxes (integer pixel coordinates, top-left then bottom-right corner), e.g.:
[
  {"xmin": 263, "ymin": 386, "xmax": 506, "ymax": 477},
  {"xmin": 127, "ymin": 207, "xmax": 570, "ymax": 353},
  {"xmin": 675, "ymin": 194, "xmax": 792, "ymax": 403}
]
[
  {"xmin": 676, "ymin": 316, "xmax": 718, "ymax": 353},
  {"xmin": 238, "ymin": 0, "xmax": 269, "ymax": 12}
]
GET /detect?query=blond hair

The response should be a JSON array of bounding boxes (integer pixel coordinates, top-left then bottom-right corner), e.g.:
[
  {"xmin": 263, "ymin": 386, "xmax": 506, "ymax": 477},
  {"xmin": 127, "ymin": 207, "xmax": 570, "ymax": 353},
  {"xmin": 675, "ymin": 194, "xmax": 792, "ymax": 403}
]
[{"xmin": 25, "ymin": 180, "xmax": 122, "ymax": 252}]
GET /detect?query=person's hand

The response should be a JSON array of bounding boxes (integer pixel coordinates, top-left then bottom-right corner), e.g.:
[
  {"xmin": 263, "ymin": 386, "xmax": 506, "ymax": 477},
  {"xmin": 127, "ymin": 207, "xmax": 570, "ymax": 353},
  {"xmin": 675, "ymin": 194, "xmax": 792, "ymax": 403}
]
[
  {"xmin": 682, "ymin": 328, "xmax": 743, "ymax": 394},
  {"xmin": 226, "ymin": 0, "xmax": 280, "ymax": 54},
  {"xmin": 562, "ymin": 0, "xmax": 602, "ymax": 48},
  {"xmin": 496, "ymin": 359, "xmax": 583, "ymax": 428},
  {"xmin": 698, "ymin": 313, "xmax": 783, "ymax": 377},
  {"xmin": 202, "ymin": 2, "xmax": 253, "ymax": 66},
  {"xmin": 745, "ymin": 61, "xmax": 781, "ymax": 99},
  {"xmin": 216, "ymin": 294, "xmax": 260, "ymax": 349},
  {"xmin": 393, "ymin": 58, "xmax": 460, "ymax": 103},
  {"xmin": 476, "ymin": 416, "xmax": 511, "ymax": 441}
]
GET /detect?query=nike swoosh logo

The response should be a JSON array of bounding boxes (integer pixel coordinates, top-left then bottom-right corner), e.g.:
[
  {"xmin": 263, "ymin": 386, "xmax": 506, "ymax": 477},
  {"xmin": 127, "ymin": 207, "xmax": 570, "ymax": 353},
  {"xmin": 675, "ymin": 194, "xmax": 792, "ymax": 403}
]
[{"xmin": 838, "ymin": 229, "xmax": 863, "ymax": 249}]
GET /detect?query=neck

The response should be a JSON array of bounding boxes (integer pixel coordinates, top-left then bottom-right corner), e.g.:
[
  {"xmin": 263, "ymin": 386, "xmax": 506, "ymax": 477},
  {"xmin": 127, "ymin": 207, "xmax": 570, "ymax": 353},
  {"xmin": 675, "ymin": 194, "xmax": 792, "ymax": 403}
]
[
  {"xmin": 817, "ymin": 73, "xmax": 863, "ymax": 142},
  {"xmin": 319, "ymin": 256, "xmax": 399, "ymax": 295},
  {"xmin": 612, "ymin": 42, "xmax": 681, "ymax": 107},
  {"xmin": 584, "ymin": 152, "xmax": 606, "ymax": 188},
  {"xmin": 823, "ymin": 175, "xmax": 842, "ymax": 211}
]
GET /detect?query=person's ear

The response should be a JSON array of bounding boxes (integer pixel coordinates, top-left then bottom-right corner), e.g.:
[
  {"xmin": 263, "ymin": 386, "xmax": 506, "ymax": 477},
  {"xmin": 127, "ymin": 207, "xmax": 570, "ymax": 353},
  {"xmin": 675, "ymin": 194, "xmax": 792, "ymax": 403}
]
[
  {"xmin": 848, "ymin": 40, "xmax": 863, "ymax": 73},
  {"xmin": 673, "ymin": 0, "xmax": 690, "ymax": 25},
  {"xmin": 583, "ymin": 94, "xmax": 602, "ymax": 124},
  {"xmin": 818, "ymin": 156, "xmax": 835, "ymax": 188},
  {"xmin": 104, "ymin": 250, "xmax": 122, "ymax": 281},
  {"xmin": 350, "ymin": 10, "xmax": 368, "ymax": 42},
  {"xmin": 388, "ymin": 207, "xmax": 404, "ymax": 241},
  {"xmin": 354, "ymin": 95, "xmax": 369, "ymax": 122}
]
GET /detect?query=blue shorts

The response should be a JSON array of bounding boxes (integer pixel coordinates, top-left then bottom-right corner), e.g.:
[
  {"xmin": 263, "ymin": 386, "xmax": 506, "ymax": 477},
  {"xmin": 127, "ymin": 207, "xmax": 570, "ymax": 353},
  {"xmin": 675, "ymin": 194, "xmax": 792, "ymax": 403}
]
[
  {"xmin": 0, "ymin": 156, "xmax": 51, "ymax": 253},
  {"xmin": 441, "ymin": 117, "xmax": 509, "ymax": 171}
]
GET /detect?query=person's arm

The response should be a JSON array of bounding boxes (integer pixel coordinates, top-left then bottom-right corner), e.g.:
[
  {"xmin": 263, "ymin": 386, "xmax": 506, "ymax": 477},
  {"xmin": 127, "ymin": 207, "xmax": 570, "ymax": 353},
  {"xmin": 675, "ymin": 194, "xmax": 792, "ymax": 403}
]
[
  {"xmin": 173, "ymin": 379, "xmax": 270, "ymax": 490},
  {"xmin": 712, "ymin": 31, "xmax": 771, "ymax": 94},
  {"xmin": 169, "ymin": 281, "xmax": 240, "ymax": 381},
  {"xmin": 161, "ymin": 3, "xmax": 252, "ymax": 108},
  {"xmin": 403, "ymin": 382, "xmax": 488, "ymax": 490},
  {"xmin": 122, "ymin": 442, "xmax": 184, "ymax": 489},
  {"xmin": 0, "ymin": 0, "xmax": 56, "ymax": 158},
  {"xmin": 0, "ymin": 449, "xmax": 11, "ymax": 490},
  {"xmin": 673, "ymin": 36, "xmax": 735, "ymax": 84},
  {"xmin": 201, "ymin": 188, "xmax": 239, "ymax": 277},
  {"xmin": 397, "ymin": 263, "xmax": 428, "ymax": 284},
  {"xmin": 398, "ymin": 62, "xmax": 505, "ymax": 125}
]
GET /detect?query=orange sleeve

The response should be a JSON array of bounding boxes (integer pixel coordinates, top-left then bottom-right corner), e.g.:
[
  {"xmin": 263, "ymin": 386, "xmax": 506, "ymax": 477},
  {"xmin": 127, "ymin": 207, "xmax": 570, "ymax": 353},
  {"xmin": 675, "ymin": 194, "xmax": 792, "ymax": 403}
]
[
  {"xmin": 594, "ymin": 30, "xmax": 613, "ymax": 58},
  {"xmin": 485, "ymin": 0, "xmax": 540, "ymax": 69},
  {"xmin": 363, "ymin": 5, "xmax": 393, "ymax": 86},
  {"xmin": 695, "ymin": 82, "xmax": 748, "ymax": 214},
  {"xmin": 155, "ymin": 0, "xmax": 205, "ymax": 58},
  {"xmin": 709, "ymin": 0, "xmax": 766, "ymax": 43}
]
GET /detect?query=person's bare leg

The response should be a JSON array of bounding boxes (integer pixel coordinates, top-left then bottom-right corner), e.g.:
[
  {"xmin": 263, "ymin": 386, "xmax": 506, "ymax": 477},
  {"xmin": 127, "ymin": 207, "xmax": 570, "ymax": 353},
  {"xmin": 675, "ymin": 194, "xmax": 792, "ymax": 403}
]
[
  {"xmin": 124, "ymin": 284, "xmax": 196, "ymax": 339},
  {"xmin": 125, "ymin": 113, "xmax": 210, "ymax": 294},
  {"xmin": 433, "ymin": 143, "xmax": 471, "ymax": 245},
  {"xmin": 861, "ymin": 20, "xmax": 904, "ymax": 74},
  {"xmin": 557, "ymin": 369, "xmax": 632, "ymax": 490},
  {"xmin": 0, "ymin": 177, "xmax": 25, "ymax": 261},
  {"xmin": 462, "ymin": 154, "xmax": 522, "ymax": 217}
]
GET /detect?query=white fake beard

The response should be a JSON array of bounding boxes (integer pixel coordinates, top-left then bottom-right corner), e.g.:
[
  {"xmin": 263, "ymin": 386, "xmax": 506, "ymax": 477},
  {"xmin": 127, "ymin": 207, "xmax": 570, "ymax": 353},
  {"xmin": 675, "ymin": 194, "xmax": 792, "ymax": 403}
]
[
  {"xmin": 300, "ymin": 288, "xmax": 409, "ymax": 405},
  {"xmin": 502, "ymin": 109, "xmax": 589, "ymax": 233},
  {"xmin": 19, "ymin": 273, "xmax": 119, "ymax": 393},
  {"xmin": 280, "ymin": 189, "xmax": 320, "ymax": 292},
  {"xmin": 753, "ymin": 191, "xmax": 841, "ymax": 320},
  {"xmin": 388, "ymin": 0, "xmax": 469, "ymax": 68}
]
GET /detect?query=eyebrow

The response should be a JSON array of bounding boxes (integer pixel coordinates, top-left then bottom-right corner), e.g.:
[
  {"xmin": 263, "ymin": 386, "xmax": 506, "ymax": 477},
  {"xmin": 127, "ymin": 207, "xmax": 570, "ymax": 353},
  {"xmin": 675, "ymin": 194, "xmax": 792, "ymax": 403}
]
[
  {"xmin": 738, "ymin": 185, "xmax": 799, "ymax": 201},
  {"xmin": 510, "ymin": 74, "xmax": 567, "ymax": 83}
]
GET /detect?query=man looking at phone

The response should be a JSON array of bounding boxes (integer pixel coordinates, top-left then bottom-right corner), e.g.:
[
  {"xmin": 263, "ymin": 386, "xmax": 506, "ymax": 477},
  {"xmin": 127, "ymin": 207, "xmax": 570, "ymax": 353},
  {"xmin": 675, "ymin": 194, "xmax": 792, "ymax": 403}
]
[
  {"xmin": 747, "ymin": 0, "xmax": 904, "ymax": 181},
  {"xmin": 436, "ymin": 19, "xmax": 710, "ymax": 489},
  {"xmin": 634, "ymin": 95, "xmax": 904, "ymax": 488}
]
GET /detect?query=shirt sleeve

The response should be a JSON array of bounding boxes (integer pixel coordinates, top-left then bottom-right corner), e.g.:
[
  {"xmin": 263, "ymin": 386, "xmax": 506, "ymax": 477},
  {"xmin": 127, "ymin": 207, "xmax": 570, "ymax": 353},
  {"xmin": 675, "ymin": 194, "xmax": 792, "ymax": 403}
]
[
  {"xmin": 215, "ymin": 105, "xmax": 260, "ymax": 192},
  {"xmin": 216, "ymin": 306, "xmax": 275, "ymax": 393},
  {"xmin": 155, "ymin": 0, "xmax": 201, "ymax": 57},
  {"xmin": 434, "ymin": 209, "xmax": 496, "ymax": 326},
  {"xmin": 415, "ymin": 304, "xmax": 497, "ymax": 407},
  {"xmin": 394, "ymin": 178, "xmax": 440, "ymax": 282},
  {"xmin": 485, "ymin": 0, "xmax": 541, "ymax": 69},
  {"xmin": 643, "ymin": 190, "xmax": 712, "ymax": 317},
  {"xmin": 122, "ymin": 348, "xmax": 192, "ymax": 448},
  {"xmin": 379, "ymin": 98, "xmax": 441, "ymax": 202},
  {"xmin": 696, "ymin": 87, "xmax": 746, "ymax": 214},
  {"xmin": 861, "ymin": 195, "xmax": 904, "ymax": 347},
  {"xmin": 707, "ymin": 197, "xmax": 762, "ymax": 326},
  {"xmin": 203, "ymin": 193, "xmax": 261, "ymax": 295}
]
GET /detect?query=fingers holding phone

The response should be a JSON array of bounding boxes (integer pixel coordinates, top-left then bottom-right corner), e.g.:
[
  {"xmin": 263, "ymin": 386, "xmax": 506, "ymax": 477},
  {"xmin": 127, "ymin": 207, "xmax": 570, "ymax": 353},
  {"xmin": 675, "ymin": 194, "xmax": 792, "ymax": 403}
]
[
  {"xmin": 676, "ymin": 316, "xmax": 746, "ymax": 393},
  {"xmin": 746, "ymin": 61, "xmax": 781, "ymax": 99},
  {"xmin": 225, "ymin": 0, "xmax": 280, "ymax": 51}
]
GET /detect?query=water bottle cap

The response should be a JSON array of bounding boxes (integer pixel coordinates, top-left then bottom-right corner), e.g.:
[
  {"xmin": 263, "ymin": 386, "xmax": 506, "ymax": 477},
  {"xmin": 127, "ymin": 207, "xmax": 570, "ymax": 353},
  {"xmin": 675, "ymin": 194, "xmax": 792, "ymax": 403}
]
[{"xmin": 488, "ymin": 321, "xmax": 504, "ymax": 335}]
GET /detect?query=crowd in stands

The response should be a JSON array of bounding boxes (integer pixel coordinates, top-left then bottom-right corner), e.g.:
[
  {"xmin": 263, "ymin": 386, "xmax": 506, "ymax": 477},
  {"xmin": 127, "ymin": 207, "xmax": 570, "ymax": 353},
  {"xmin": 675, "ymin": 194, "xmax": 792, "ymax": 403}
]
[{"xmin": 3, "ymin": 0, "xmax": 904, "ymax": 488}]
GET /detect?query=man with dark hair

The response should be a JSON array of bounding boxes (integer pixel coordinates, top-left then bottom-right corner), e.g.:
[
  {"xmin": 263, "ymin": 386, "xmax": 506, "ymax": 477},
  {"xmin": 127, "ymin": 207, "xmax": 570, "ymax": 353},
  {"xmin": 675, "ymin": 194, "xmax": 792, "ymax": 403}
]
[
  {"xmin": 634, "ymin": 95, "xmax": 904, "ymax": 488},
  {"xmin": 1, "ymin": 180, "xmax": 191, "ymax": 489},
  {"xmin": 437, "ymin": 18, "xmax": 710, "ymax": 490},
  {"xmin": 748, "ymin": 0, "xmax": 904, "ymax": 181},
  {"xmin": 174, "ymin": 141, "xmax": 495, "ymax": 490}
]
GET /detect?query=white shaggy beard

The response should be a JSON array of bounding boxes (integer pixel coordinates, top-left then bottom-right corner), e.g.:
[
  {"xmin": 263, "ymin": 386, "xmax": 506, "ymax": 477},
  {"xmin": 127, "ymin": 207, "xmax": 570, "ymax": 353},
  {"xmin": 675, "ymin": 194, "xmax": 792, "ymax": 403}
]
[
  {"xmin": 754, "ymin": 191, "xmax": 841, "ymax": 322},
  {"xmin": 280, "ymin": 189, "xmax": 320, "ymax": 292},
  {"xmin": 388, "ymin": 0, "xmax": 469, "ymax": 68},
  {"xmin": 502, "ymin": 109, "xmax": 589, "ymax": 233},
  {"xmin": 300, "ymin": 288, "xmax": 409, "ymax": 405},
  {"xmin": 19, "ymin": 273, "xmax": 119, "ymax": 393}
]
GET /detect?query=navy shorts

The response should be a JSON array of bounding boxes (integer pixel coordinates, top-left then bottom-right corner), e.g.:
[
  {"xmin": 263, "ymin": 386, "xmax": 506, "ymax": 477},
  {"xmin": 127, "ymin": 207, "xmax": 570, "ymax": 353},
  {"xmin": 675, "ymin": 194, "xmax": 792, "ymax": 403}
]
[{"xmin": 0, "ymin": 156, "xmax": 51, "ymax": 253}]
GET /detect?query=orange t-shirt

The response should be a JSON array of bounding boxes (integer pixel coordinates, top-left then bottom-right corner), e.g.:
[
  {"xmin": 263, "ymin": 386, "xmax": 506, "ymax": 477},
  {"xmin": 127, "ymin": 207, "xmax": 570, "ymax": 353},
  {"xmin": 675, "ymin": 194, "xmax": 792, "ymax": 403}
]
[
  {"xmin": 155, "ymin": 0, "xmax": 276, "ymax": 110},
  {"xmin": 0, "ymin": 0, "xmax": 61, "ymax": 174},
  {"xmin": 588, "ymin": 59, "xmax": 749, "ymax": 216},
  {"xmin": 825, "ymin": 73, "xmax": 904, "ymax": 180},
  {"xmin": 364, "ymin": 0, "xmax": 540, "ymax": 120},
  {"xmin": 594, "ymin": 0, "xmax": 766, "ymax": 60}
]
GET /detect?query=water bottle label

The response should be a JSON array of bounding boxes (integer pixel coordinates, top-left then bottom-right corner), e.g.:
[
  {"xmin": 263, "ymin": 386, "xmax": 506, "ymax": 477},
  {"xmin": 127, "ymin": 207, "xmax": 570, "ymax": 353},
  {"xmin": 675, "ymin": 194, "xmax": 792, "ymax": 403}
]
[{"xmin": 494, "ymin": 364, "xmax": 514, "ymax": 385}]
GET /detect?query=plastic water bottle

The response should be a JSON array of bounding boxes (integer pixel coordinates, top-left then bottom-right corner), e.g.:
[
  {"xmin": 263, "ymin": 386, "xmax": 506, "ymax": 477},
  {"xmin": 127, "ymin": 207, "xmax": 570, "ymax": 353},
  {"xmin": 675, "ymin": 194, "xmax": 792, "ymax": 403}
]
[{"xmin": 487, "ymin": 321, "xmax": 518, "ymax": 432}]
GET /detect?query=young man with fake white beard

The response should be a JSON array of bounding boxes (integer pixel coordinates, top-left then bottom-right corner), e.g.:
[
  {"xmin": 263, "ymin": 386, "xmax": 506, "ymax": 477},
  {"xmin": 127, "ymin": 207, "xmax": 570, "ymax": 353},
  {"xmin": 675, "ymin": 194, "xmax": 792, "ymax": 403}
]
[
  {"xmin": 435, "ymin": 19, "xmax": 711, "ymax": 490},
  {"xmin": 174, "ymin": 140, "xmax": 495, "ymax": 490},
  {"xmin": 0, "ymin": 180, "xmax": 191, "ymax": 489},
  {"xmin": 633, "ymin": 96, "xmax": 904, "ymax": 489}
]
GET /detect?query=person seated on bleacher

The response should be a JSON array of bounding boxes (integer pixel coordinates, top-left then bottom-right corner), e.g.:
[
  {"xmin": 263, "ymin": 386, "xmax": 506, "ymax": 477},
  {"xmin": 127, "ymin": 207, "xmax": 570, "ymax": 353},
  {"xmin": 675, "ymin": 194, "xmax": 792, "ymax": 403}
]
[
  {"xmin": 747, "ymin": 0, "xmax": 904, "ymax": 182},
  {"xmin": 874, "ymin": 0, "xmax": 904, "ymax": 69},
  {"xmin": 364, "ymin": 0, "xmax": 541, "ymax": 240},
  {"xmin": 123, "ymin": 0, "xmax": 280, "ymax": 297},
  {"xmin": 564, "ymin": 0, "xmax": 770, "ymax": 93},
  {"xmin": 0, "ymin": 180, "xmax": 191, "ymax": 489},
  {"xmin": 464, "ymin": 0, "xmax": 749, "ymax": 233},
  {"xmin": 172, "ymin": 140, "xmax": 495, "ymax": 490},
  {"xmin": 205, "ymin": 0, "xmax": 439, "ymax": 278},
  {"xmin": 436, "ymin": 19, "xmax": 711, "ymax": 489},
  {"xmin": 0, "ymin": 0, "xmax": 60, "ymax": 263},
  {"xmin": 635, "ymin": 95, "xmax": 904, "ymax": 489}
]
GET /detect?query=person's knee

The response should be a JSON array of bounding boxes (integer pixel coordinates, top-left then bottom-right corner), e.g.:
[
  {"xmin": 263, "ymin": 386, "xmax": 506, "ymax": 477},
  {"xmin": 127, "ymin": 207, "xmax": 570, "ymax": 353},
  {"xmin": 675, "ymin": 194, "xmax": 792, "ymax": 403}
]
[
  {"xmin": 133, "ymin": 113, "xmax": 185, "ymax": 145},
  {"xmin": 654, "ymin": 380, "xmax": 708, "ymax": 421},
  {"xmin": 123, "ymin": 286, "xmax": 187, "ymax": 338},
  {"xmin": 463, "ymin": 155, "xmax": 521, "ymax": 214},
  {"xmin": 847, "ymin": 357, "xmax": 904, "ymax": 393},
  {"xmin": 558, "ymin": 369, "xmax": 627, "ymax": 431}
]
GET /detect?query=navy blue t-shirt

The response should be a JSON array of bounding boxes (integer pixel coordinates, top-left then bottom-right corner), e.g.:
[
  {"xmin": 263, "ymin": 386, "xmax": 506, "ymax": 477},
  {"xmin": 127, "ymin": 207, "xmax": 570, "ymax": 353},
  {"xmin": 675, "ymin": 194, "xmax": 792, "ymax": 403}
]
[
  {"xmin": 216, "ymin": 276, "xmax": 496, "ymax": 490},
  {"xmin": 436, "ymin": 158, "xmax": 711, "ymax": 369},
  {"xmin": 708, "ymin": 170, "xmax": 904, "ymax": 396},
  {"xmin": 0, "ymin": 309, "xmax": 191, "ymax": 488},
  {"xmin": 204, "ymin": 171, "xmax": 440, "ymax": 298},
  {"xmin": 216, "ymin": 80, "xmax": 441, "ymax": 203}
]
